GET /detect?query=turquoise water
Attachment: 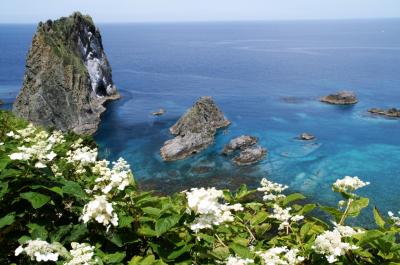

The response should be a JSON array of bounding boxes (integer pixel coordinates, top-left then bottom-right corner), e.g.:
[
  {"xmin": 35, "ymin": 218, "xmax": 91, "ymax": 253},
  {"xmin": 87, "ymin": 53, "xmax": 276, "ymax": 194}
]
[{"xmin": 1, "ymin": 20, "xmax": 400, "ymax": 223}]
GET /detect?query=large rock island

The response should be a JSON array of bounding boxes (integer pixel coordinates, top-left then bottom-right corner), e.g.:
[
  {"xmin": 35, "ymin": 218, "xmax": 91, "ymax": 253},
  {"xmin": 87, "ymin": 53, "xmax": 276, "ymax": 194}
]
[
  {"xmin": 320, "ymin": 91, "xmax": 358, "ymax": 105},
  {"xmin": 13, "ymin": 12, "xmax": 119, "ymax": 135},
  {"xmin": 160, "ymin": 96, "xmax": 230, "ymax": 161}
]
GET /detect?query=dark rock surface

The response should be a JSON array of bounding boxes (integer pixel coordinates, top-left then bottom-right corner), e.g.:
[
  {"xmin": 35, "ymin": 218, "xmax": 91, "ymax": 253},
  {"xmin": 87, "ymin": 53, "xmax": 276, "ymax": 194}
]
[
  {"xmin": 368, "ymin": 108, "xmax": 400, "ymax": 118},
  {"xmin": 232, "ymin": 145, "xmax": 267, "ymax": 166},
  {"xmin": 222, "ymin": 135, "xmax": 258, "ymax": 155},
  {"xmin": 298, "ymin": 133, "xmax": 315, "ymax": 141},
  {"xmin": 13, "ymin": 12, "xmax": 119, "ymax": 135},
  {"xmin": 160, "ymin": 96, "xmax": 230, "ymax": 161},
  {"xmin": 320, "ymin": 91, "xmax": 358, "ymax": 105}
]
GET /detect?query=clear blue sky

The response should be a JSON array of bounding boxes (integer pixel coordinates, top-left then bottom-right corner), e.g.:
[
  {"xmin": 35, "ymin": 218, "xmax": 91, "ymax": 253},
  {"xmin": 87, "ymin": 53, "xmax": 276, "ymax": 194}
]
[{"xmin": 1, "ymin": 0, "xmax": 400, "ymax": 23}]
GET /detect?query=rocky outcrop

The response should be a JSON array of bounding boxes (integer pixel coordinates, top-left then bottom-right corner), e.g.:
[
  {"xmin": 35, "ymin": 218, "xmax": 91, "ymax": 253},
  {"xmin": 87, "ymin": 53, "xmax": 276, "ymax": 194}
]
[
  {"xmin": 222, "ymin": 135, "xmax": 266, "ymax": 166},
  {"xmin": 298, "ymin": 133, "xmax": 315, "ymax": 141},
  {"xmin": 368, "ymin": 108, "xmax": 400, "ymax": 118},
  {"xmin": 160, "ymin": 96, "xmax": 230, "ymax": 161},
  {"xmin": 320, "ymin": 91, "xmax": 358, "ymax": 105},
  {"xmin": 152, "ymin": 108, "xmax": 166, "ymax": 116},
  {"xmin": 232, "ymin": 146, "xmax": 266, "ymax": 166},
  {"xmin": 13, "ymin": 12, "xmax": 119, "ymax": 135},
  {"xmin": 222, "ymin": 135, "xmax": 258, "ymax": 155}
]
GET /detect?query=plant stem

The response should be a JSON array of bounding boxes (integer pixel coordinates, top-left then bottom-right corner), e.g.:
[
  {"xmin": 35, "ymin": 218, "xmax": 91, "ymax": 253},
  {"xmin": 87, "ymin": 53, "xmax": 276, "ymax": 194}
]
[
  {"xmin": 339, "ymin": 199, "xmax": 353, "ymax": 225},
  {"xmin": 215, "ymin": 234, "xmax": 228, "ymax": 248}
]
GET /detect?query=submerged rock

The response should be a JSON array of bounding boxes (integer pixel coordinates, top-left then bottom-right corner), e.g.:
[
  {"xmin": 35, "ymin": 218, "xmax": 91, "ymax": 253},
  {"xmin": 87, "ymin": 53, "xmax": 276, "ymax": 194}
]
[
  {"xmin": 298, "ymin": 133, "xmax": 315, "ymax": 141},
  {"xmin": 222, "ymin": 135, "xmax": 258, "ymax": 155},
  {"xmin": 320, "ymin": 91, "xmax": 358, "ymax": 105},
  {"xmin": 152, "ymin": 108, "xmax": 166, "ymax": 116},
  {"xmin": 160, "ymin": 96, "xmax": 230, "ymax": 161},
  {"xmin": 13, "ymin": 12, "xmax": 119, "ymax": 135},
  {"xmin": 232, "ymin": 145, "xmax": 267, "ymax": 166},
  {"xmin": 368, "ymin": 108, "xmax": 400, "ymax": 118},
  {"xmin": 0, "ymin": 99, "xmax": 3, "ymax": 105}
]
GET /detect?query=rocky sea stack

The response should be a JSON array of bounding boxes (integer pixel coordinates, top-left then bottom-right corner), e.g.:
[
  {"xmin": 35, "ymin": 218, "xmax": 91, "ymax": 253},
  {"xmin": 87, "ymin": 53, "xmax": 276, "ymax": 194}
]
[
  {"xmin": 160, "ymin": 96, "xmax": 230, "ymax": 161},
  {"xmin": 320, "ymin": 91, "xmax": 358, "ymax": 105},
  {"xmin": 13, "ymin": 12, "xmax": 119, "ymax": 135},
  {"xmin": 223, "ymin": 135, "xmax": 266, "ymax": 166},
  {"xmin": 368, "ymin": 108, "xmax": 400, "ymax": 118}
]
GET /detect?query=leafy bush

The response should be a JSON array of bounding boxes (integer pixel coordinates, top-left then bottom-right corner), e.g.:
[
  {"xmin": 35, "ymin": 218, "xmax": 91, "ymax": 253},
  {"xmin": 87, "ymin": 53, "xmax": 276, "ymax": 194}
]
[{"xmin": 0, "ymin": 110, "xmax": 400, "ymax": 264}]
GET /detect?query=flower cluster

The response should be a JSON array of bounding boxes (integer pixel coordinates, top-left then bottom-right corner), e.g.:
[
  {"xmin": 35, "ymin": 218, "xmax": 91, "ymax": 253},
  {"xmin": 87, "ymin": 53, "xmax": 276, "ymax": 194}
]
[
  {"xmin": 15, "ymin": 239, "xmax": 67, "ymax": 262},
  {"xmin": 185, "ymin": 187, "xmax": 243, "ymax": 232},
  {"xmin": 65, "ymin": 242, "xmax": 97, "ymax": 265},
  {"xmin": 7, "ymin": 126, "xmax": 64, "ymax": 169},
  {"xmin": 332, "ymin": 176, "xmax": 370, "ymax": 193},
  {"xmin": 257, "ymin": 178, "xmax": 288, "ymax": 202},
  {"xmin": 81, "ymin": 195, "xmax": 118, "ymax": 229},
  {"xmin": 92, "ymin": 158, "xmax": 132, "ymax": 195},
  {"xmin": 388, "ymin": 211, "xmax": 400, "ymax": 226},
  {"xmin": 312, "ymin": 224, "xmax": 362, "ymax": 263},
  {"xmin": 257, "ymin": 246, "xmax": 304, "ymax": 265},
  {"xmin": 270, "ymin": 204, "xmax": 304, "ymax": 231},
  {"xmin": 66, "ymin": 145, "xmax": 98, "ymax": 174},
  {"xmin": 225, "ymin": 255, "xmax": 254, "ymax": 265}
]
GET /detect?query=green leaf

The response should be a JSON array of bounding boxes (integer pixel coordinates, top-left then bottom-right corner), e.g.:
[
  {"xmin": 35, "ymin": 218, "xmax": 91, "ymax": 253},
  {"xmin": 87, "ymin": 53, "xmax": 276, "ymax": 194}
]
[
  {"xmin": 138, "ymin": 226, "xmax": 158, "ymax": 237},
  {"xmin": 348, "ymin": 197, "xmax": 369, "ymax": 218},
  {"xmin": 27, "ymin": 223, "xmax": 48, "ymax": 239},
  {"xmin": 373, "ymin": 207, "xmax": 386, "ymax": 229},
  {"xmin": 119, "ymin": 215, "xmax": 134, "ymax": 228},
  {"xmin": 0, "ymin": 182, "xmax": 8, "ymax": 199},
  {"xmin": 103, "ymin": 251, "xmax": 126, "ymax": 264},
  {"xmin": 20, "ymin": 192, "xmax": 51, "ymax": 209},
  {"xmin": 167, "ymin": 244, "xmax": 192, "ymax": 260},
  {"xmin": 0, "ymin": 212, "xmax": 15, "ymax": 229},
  {"xmin": 61, "ymin": 181, "xmax": 86, "ymax": 199},
  {"xmin": 209, "ymin": 246, "xmax": 230, "ymax": 260},
  {"xmin": 142, "ymin": 207, "xmax": 162, "ymax": 217},
  {"xmin": 64, "ymin": 224, "xmax": 88, "ymax": 242},
  {"xmin": 155, "ymin": 214, "xmax": 181, "ymax": 236},
  {"xmin": 282, "ymin": 193, "xmax": 306, "ymax": 206},
  {"xmin": 320, "ymin": 206, "xmax": 342, "ymax": 221},
  {"xmin": 229, "ymin": 243, "xmax": 253, "ymax": 259},
  {"xmin": 50, "ymin": 224, "xmax": 72, "ymax": 242},
  {"xmin": 250, "ymin": 211, "xmax": 268, "ymax": 226}
]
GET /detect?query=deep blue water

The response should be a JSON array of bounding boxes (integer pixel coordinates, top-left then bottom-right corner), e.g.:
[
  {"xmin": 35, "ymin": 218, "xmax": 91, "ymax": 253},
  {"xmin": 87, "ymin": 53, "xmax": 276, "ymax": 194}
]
[{"xmin": 1, "ymin": 20, "xmax": 400, "ymax": 223}]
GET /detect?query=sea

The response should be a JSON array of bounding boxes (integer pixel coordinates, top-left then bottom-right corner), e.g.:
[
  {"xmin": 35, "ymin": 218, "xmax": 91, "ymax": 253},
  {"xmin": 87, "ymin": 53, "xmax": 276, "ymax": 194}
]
[{"xmin": 1, "ymin": 19, "xmax": 400, "ymax": 224}]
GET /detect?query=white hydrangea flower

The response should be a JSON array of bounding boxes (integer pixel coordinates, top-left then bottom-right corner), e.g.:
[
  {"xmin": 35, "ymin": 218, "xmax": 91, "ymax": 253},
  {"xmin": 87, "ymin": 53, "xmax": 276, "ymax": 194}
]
[
  {"xmin": 0, "ymin": 142, "xmax": 4, "ymax": 146},
  {"xmin": 9, "ymin": 152, "xmax": 32, "ymax": 160},
  {"xmin": 92, "ymin": 158, "xmax": 132, "ymax": 195},
  {"xmin": 185, "ymin": 187, "xmax": 243, "ymax": 232},
  {"xmin": 65, "ymin": 242, "xmax": 97, "ymax": 265},
  {"xmin": 15, "ymin": 239, "xmax": 66, "ymax": 262},
  {"xmin": 66, "ymin": 146, "xmax": 98, "ymax": 174},
  {"xmin": 81, "ymin": 195, "xmax": 118, "ymax": 229},
  {"xmin": 333, "ymin": 176, "xmax": 370, "ymax": 193},
  {"xmin": 257, "ymin": 246, "xmax": 304, "ymax": 265},
  {"xmin": 257, "ymin": 178, "xmax": 288, "ymax": 202},
  {"xmin": 225, "ymin": 255, "xmax": 254, "ymax": 265},
  {"xmin": 312, "ymin": 226, "xmax": 360, "ymax": 263},
  {"xmin": 270, "ymin": 204, "xmax": 304, "ymax": 231},
  {"xmin": 388, "ymin": 211, "xmax": 400, "ymax": 226}
]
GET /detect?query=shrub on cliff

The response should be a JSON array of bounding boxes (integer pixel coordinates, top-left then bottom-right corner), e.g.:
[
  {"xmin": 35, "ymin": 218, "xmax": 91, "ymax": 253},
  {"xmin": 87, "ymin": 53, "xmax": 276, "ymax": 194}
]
[{"xmin": 0, "ymin": 110, "xmax": 400, "ymax": 264}]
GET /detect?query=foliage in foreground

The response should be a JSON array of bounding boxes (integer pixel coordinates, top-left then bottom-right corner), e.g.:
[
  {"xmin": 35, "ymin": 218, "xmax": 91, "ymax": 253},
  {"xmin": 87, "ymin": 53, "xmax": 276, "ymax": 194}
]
[{"xmin": 0, "ymin": 110, "xmax": 400, "ymax": 265}]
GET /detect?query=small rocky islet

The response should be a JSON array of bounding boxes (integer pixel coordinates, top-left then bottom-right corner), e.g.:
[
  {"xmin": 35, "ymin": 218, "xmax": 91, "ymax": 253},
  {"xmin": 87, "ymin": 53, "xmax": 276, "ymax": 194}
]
[
  {"xmin": 160, "ymin": 96, "xmax": 230, "ymax": 161},
  {"xmin": 223, "ymin": 135, "xmax": 266, "ymax": 166},
  {"xmin": 368, "ymin": 108, "xmax": 400, "ymax": 118},
  {"xmin": 320, "ymin": 91, "xmax": 358, "ymax": 105}
]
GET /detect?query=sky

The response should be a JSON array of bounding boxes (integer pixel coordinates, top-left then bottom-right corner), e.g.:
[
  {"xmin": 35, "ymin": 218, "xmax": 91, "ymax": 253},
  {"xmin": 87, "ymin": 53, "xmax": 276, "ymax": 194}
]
[{"xmin": 1, "ymin": 0, "xmax": 400, "ymax": 23}]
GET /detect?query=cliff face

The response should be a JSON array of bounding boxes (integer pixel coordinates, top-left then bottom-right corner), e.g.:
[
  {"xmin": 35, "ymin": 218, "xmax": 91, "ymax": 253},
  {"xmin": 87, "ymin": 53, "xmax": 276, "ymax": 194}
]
[{"xmin": 13, "ymin": 12, "xmax": 119, "ymax": 135}]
